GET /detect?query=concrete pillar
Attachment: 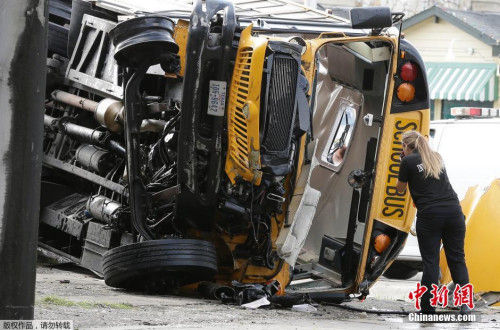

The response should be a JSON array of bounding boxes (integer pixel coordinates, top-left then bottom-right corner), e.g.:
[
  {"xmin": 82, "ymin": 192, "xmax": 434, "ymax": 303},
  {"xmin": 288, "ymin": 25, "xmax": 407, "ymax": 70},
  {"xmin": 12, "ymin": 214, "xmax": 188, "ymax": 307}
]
[{"xmin": 0, "ymin": 0, "xmax": 48, "ymax": 319}]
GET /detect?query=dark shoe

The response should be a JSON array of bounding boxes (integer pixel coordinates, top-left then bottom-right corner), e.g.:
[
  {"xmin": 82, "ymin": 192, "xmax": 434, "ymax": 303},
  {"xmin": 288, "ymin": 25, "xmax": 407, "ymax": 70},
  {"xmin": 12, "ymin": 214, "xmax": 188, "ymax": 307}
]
[
  {"xmin": 460, "ymin": 305, "xmax": 472, "ymax": 315},
  {"xmin": 420, "ymin": 308, "xmax": 436, "ymax": 314}
]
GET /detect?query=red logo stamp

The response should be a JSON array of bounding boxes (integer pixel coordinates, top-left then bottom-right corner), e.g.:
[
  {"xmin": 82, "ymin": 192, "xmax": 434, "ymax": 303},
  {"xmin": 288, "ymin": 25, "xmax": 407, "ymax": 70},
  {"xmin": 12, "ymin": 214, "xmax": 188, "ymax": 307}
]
[
  {"xmin": 408, "ymin": 282, "xmax": 427, "ymax": 310},
  {"xmin": 409, "ymin": 283, "xmax": 474, "ymax": 310},
  {"xmin": 429, "ymin": 284, "xmax": 449, "ymax": 308},
  {"xmin": 453, "ymin": 283, "xmax": 474, "ymax": 309}
]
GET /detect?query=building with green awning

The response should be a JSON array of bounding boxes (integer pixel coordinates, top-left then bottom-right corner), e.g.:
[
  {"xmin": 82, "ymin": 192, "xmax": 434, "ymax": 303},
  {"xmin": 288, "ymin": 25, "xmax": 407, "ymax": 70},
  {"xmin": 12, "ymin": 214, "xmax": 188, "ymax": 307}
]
[
  {"xmin": 427, "ymin": 62, "xmax": 497, "ymax": 102},
  {"xmin": 403, "ymin": 6, "xmax": 499, "ymax": 119}
]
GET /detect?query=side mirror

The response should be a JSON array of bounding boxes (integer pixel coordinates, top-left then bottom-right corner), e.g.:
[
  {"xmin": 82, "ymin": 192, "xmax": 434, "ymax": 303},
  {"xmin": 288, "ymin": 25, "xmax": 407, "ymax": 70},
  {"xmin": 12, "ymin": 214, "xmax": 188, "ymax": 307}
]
[{"xmin": 350, "ymin": 7, "xmax": 392, "ymax": 29}]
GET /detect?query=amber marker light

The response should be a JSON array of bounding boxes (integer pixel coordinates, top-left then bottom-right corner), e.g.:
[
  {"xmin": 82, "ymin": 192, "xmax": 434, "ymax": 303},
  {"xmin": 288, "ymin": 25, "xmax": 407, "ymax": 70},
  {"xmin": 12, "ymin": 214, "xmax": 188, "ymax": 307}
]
[
  {"xmin": 374, "ymin": 234, "xmax": 391, "ymax": 253},
  {"xmin": 397, "ymin": 83, "xmax": 415, "ymax": 102}
]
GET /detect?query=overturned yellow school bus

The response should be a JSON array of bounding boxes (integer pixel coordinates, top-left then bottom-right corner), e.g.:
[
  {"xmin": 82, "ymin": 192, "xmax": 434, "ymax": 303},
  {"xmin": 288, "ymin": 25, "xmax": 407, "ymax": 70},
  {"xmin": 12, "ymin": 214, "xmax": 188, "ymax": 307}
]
[{"xmin": 40, "ymin": 0, "xmax": 429, "ymax": 301}]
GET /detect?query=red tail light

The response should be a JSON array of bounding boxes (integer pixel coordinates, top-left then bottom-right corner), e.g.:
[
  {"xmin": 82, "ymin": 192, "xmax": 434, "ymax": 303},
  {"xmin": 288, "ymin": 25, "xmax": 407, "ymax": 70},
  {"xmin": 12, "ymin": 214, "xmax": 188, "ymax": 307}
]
[
  {"xmin": 392, "ymin": 41, "xmax": 429, "ymax": 110},
  {"xmin": 400, "ymin": 62, "xmax": 418, "ymax": 82}
]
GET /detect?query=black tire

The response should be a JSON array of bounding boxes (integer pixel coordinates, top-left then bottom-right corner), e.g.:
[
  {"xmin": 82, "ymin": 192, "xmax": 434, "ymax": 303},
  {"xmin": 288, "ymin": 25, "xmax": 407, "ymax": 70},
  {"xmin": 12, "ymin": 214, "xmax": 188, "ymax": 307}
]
[
  {"xmin": 383, "ymin": 262, "xmax": 419, "ymax": 280},
  {"xmin": 102, "ymin": 239, "xmax": 218, "ymax": 290}
]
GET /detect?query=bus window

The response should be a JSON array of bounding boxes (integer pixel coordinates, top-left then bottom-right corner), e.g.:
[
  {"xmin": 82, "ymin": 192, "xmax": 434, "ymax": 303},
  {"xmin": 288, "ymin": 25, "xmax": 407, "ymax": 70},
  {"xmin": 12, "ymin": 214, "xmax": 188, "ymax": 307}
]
[{"xmin": 323, "ymin": 103, "xmax": 356, "ymax": 167}]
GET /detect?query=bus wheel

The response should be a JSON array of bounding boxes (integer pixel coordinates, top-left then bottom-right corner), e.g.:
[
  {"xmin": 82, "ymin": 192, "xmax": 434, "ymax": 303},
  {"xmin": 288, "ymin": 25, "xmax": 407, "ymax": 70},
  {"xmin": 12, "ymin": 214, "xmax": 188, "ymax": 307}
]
[{"xmin": 103, "ymin": 239, "xmax": 217, "ymax": 292}]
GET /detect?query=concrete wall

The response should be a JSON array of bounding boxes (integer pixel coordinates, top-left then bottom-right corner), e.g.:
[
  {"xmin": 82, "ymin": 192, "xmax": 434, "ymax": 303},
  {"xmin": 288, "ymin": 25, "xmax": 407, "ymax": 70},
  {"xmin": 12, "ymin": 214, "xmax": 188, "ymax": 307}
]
[
  {"xmin": 313, "ymin": 0, "xmax": 499, "ymax": 17},
  {"xmin": 471, "ymin": 0, "xmax": 500, "ymax": 12}
]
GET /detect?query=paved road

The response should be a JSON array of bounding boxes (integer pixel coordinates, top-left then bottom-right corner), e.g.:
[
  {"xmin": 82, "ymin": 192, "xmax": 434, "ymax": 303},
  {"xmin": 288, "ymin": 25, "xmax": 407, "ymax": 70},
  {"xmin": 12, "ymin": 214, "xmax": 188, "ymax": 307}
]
[{"xmin": 34, "ymin": 265, "xmax": 499, "ymax": 329}]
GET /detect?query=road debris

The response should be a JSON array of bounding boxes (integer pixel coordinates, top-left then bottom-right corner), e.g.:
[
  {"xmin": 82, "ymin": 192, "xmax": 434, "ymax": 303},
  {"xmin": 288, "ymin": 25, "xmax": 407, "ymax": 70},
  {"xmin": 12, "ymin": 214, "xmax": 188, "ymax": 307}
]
[
  {"xmin": 291, "ymin": 304, "xmax": 318, "ymax": 313},
  {"xmin": 242, "ymin": 297, "xmax": 271, "ymax": 309}
]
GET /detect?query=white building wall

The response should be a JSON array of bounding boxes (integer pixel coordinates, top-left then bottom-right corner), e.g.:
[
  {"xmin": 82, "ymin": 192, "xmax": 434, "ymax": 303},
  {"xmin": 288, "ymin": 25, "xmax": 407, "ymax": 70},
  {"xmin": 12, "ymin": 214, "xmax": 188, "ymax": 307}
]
[
  {"xmin": 403, "ymin": 17, "xmax": 496, "ymax": 63},
  {"xmin": 404, "ymin": 17, "xmax": 500, "ymax": 110}
]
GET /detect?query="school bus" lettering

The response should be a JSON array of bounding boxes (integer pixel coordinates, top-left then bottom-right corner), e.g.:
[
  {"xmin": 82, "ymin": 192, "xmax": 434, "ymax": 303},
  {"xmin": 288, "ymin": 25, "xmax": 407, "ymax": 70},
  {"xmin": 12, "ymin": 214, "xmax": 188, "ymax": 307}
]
[{"xmin": 381, "ymin": 119, "xmax": 418, "ymax": 219}]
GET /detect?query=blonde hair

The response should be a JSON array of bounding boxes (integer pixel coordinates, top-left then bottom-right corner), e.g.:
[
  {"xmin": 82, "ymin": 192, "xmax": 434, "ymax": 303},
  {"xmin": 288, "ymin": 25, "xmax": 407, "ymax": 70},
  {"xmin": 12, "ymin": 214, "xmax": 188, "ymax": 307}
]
[{"xmin": 402, "ymin": 130, "xmax": 443, "ymax": 179}]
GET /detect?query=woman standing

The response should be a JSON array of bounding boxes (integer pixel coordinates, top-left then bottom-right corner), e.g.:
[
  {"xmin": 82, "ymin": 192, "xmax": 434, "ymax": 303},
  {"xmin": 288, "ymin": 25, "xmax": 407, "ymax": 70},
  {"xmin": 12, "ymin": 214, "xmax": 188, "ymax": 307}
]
[{"xmin": 396, "ymin": 130, "xmax": 470, "ymax": 314}]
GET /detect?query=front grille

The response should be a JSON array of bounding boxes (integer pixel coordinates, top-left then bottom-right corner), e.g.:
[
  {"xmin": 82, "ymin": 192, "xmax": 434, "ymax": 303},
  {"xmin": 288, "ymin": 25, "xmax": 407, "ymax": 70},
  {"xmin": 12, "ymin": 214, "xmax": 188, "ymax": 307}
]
[
  {"xmin": 261, "ymin": 55, "xmax": 299, "ymax": 153},
  {"xmin": 228, "ymin": 47, "xmax": 252, "ymax": 170}
]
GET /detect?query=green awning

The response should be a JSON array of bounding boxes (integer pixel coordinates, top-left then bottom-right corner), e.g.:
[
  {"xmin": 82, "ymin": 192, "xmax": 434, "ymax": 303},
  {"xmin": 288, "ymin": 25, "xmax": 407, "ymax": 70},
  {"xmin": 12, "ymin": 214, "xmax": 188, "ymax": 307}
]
[{"xmin": 426, "ymin": 62, "xmax": 498, "ymax": 102}]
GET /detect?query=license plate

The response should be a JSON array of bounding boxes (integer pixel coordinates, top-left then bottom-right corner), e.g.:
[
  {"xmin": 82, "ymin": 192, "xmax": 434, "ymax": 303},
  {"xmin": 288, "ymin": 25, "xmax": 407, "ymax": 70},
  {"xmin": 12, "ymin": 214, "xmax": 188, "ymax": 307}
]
[{"xmin": 207, "ymin": 80, "xmax": 227, "ymax": 117}]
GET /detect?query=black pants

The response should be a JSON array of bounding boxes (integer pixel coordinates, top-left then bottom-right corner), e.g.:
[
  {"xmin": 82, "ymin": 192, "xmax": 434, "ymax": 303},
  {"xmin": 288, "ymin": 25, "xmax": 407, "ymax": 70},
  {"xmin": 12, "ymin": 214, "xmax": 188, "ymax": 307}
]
[{"xmin": 416, "ymin": 206, "xmax": 469, "ymax": 312}]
